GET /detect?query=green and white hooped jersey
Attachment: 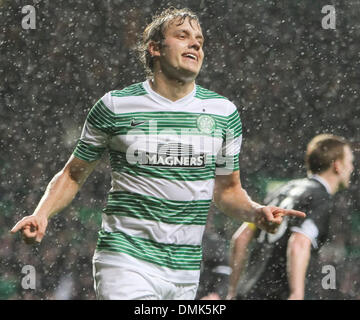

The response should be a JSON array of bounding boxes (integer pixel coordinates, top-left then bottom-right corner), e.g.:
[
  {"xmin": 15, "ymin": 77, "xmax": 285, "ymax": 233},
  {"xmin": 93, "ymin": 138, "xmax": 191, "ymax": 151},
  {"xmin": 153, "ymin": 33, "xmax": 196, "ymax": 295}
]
[{"xmin": 73, "ymin": 80, "xmax": 242, "ymax": 283}]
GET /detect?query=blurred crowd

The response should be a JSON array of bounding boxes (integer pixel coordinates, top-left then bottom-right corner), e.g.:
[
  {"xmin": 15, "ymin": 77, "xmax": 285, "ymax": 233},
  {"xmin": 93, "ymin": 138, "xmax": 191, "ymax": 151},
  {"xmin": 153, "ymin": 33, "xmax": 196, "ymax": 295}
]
[{"xmin": 0, "ymin": 0, "xmax": 359, "ymax": 299}]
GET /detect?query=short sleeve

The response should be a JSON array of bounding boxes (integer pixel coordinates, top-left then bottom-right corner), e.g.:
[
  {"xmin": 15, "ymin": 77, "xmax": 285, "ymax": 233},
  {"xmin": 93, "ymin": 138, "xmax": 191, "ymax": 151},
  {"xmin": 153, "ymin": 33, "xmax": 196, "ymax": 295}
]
[
  {"xmin": 73, "ymin": 92, "xmax": 115, "ymax": 162},
  {"xmin": 215, "ymin": 103, "xmax": 242, "ymax": 175},
  {"xmin": 290, "ymin": 197, "xmax": 332, "ymax": 249}
]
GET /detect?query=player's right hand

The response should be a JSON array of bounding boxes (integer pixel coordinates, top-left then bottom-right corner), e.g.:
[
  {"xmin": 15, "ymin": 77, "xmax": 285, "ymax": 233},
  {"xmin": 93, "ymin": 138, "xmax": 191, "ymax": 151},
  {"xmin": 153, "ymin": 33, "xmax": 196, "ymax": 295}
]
[
  {"xmin": 254, "ymin": 206, "xmax": 306, "ymax": 234},
  {"xmin": 10, "ymin": 215, "xmax": 48, "ymax": 244}
]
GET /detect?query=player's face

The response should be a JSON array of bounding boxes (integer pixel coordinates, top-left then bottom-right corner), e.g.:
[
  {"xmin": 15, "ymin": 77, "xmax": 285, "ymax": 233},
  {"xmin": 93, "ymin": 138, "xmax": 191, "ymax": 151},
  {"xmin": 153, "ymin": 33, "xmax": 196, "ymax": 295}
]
[
  {"xmin": 338, "ymin": 145, "xmax": 354, "ymax": 189},
  {"xmin": 158, "ymin": 17, "xmax": 204, "ymax": 82}
]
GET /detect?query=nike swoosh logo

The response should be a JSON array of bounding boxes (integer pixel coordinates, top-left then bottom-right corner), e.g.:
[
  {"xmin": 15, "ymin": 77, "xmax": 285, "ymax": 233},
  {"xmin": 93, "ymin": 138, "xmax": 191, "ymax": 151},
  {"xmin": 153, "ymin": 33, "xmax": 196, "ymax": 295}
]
[{"xmin": 130, "ymin": 120, "xmax": 146, "ymax": 127}]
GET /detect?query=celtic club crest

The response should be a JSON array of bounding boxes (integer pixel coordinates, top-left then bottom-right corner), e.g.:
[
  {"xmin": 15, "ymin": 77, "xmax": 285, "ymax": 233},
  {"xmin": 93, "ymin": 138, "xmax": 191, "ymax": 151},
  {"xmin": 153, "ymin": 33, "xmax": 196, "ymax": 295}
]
[{"xmin": 197, "ymin": 115, "xmax": 216, "ymax": 134}]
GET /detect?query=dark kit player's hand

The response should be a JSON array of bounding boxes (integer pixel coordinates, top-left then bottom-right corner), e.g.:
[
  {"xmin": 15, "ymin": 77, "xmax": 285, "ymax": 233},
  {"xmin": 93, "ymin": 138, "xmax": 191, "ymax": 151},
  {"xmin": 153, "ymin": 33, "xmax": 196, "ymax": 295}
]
[
  {"xmin": 10, "ymin": 215, "xmax": 48, "ymax": 244},
  {"xmin": 254, "ymin": 206, "xmax": 306, "ymax": 233}
]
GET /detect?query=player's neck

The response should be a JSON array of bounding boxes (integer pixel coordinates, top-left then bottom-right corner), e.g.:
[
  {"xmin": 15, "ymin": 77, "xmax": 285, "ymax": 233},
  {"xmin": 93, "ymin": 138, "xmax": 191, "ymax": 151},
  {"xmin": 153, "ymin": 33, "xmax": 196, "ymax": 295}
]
[
  {"xmin": 150, "ymin": 73, "xmax": 195, "ymax": 102},
  {"xmin": 316, "ymin": 171, "xmax": 339, "ymax": 195}
]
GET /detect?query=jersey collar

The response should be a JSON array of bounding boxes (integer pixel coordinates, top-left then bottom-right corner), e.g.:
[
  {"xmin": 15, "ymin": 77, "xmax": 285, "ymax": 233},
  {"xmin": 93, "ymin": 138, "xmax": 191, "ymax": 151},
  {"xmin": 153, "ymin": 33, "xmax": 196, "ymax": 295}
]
[
  {"xmin": 143, "ymin": 79, "xmax": 196, "ymax": 108},
  {"xmin": 310, "ymin": 174, "xmax": 332, "ymax": 195}
]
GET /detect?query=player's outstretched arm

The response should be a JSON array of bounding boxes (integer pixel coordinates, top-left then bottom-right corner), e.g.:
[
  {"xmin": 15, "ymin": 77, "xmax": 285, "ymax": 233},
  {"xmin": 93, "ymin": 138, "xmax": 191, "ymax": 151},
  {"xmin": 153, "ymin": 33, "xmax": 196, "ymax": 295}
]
[
  {"xmin": 10, "ymin": 155, "xmax": 99, "ymax": 244},
  {"xmin": 226, "ymin": 222, "xmax": 256, "ymax": 300},
  {"xmin": 213, "ymin": 170, "xmax": 306, "ymax": 233}
]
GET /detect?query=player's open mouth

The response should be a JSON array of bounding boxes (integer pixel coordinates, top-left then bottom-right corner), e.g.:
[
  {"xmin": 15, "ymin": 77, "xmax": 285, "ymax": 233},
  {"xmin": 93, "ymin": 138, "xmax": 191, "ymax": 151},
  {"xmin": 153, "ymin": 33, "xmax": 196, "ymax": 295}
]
[{"xmin": 182, "ymin": 53, "xmax": 198, "ymax": 61}]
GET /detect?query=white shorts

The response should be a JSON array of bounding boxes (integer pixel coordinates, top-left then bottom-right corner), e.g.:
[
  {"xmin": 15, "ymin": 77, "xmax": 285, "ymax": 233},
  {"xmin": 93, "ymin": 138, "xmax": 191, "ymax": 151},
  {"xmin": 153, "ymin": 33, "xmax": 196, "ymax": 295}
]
[{"xmin": 93, "ymin": 254, "xmax": 199, "ymax": 300}]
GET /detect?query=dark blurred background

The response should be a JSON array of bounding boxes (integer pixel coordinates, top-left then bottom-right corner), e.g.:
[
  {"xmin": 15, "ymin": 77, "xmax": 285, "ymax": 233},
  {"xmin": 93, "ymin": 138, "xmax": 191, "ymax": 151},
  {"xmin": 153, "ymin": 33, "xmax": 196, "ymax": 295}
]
[{"xmin": 0, "ymin": 0, "xmax": 359, "ymax": 299}]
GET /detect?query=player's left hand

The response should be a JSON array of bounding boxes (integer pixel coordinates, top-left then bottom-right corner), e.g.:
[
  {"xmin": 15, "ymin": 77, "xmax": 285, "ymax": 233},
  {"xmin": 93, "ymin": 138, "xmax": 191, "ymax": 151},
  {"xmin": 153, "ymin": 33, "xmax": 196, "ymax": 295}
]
[{"xmin": 254, "ymin": 206, "xmax": 306, "ymax": 233}]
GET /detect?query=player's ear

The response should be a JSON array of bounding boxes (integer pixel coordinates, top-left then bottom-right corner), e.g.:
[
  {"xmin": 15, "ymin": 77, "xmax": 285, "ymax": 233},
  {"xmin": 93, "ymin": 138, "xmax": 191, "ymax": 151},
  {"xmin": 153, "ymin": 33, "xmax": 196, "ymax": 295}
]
[
  {"xmin": 148, "ymin": 41, "xmax": 161, "ymax": 58},
  {"xmin": 333, "ymin": 159, "xmax": 342, "ymax": 175}
]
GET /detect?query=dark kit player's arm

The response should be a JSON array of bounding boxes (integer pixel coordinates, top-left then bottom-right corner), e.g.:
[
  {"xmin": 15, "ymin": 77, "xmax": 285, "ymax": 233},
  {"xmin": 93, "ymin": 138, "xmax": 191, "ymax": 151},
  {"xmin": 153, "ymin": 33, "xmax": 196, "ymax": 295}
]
[
  {"xmin": 11, "ymin": 155, "xmax": 99, "ymax": 244},
  {"xmin": 287, "ymin": 195, "xmax": 331, "ymax": 300},
  {"xmin": 213, "ymin": 170, "xmax": 306, "ymax": 233},
  {"xmin": 286, "ymin": 232, "xmax": 312, "ymax": 300}
]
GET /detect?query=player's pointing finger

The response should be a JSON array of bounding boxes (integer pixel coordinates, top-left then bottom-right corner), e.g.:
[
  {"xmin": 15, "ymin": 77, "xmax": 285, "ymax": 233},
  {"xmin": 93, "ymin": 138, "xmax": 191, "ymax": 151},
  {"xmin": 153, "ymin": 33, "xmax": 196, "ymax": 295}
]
[
  {"xmin": 10, "ymin": 216, "xmax": 37, "ymax": 234},
  {"xmin": 275, "ymin": 209, "xmax": 306, "ymax": 218},
  {"xmin": 10, "ymin": 219, "xmax": 28, "ymax": 234}
]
